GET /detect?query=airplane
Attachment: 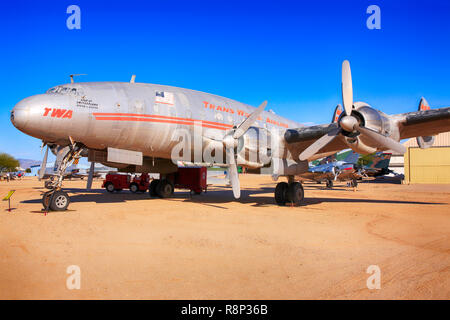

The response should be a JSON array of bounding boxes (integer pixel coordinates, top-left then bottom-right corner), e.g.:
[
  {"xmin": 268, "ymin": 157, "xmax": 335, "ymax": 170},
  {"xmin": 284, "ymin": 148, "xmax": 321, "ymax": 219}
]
[
  {"xmin": 355, "ymin": 152, "xmax": 393, "ymax": 178},
  {"xmin": 10, "ymin": 60, "xmax": 450, "ymax": 211},
  {"xmin": 299, "ymin": 150, "xmax": 360, "ymax": 188},
  {"xmin": 299, "ymin": 150, "xmax": 392, "ymax": 188}
]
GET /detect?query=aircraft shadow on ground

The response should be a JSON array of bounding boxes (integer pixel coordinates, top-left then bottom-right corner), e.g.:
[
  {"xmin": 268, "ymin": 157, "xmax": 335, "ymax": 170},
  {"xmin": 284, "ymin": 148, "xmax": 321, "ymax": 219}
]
[{"xmin": 20, "ymin": 186, "xmax": 444, "ymax": 208}]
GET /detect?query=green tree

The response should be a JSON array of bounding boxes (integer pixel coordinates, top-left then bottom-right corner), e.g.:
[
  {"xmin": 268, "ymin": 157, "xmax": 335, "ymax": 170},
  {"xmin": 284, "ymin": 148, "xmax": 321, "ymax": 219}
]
[
  {"xmin": 25, "ymin": 168, "xmax": 31, "ymax": 173},
  {"xmin": 0, "ymin": 153, "xmax": 20, "ymax": 172}
]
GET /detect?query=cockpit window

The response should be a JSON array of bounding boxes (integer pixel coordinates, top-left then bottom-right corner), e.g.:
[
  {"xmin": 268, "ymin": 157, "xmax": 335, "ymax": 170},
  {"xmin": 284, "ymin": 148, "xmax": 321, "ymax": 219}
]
[{"xmin": 46, "ymin": 86, "xmax": 83, "ymax": 96}]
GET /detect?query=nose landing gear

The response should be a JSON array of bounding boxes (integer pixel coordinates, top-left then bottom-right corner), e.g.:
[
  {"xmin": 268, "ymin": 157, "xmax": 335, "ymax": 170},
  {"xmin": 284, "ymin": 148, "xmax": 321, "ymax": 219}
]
[
  {"xmin": 42, "ymin": 190, "xmax": 70, "ymax": 211},
  {"xmin": 41, "ymin": 141, "xmax": 84, "ymax": 211}
]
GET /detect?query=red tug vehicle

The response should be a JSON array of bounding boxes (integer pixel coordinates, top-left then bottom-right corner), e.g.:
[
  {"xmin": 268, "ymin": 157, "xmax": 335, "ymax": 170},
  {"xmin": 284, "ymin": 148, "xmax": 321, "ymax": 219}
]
[
  {"xmin": 102, "ymin": 167, "xmax": 207, "ymax": 197},
  {"xmin": 102, "ymin": 173, "xmax": 150, "ymax": 193}
]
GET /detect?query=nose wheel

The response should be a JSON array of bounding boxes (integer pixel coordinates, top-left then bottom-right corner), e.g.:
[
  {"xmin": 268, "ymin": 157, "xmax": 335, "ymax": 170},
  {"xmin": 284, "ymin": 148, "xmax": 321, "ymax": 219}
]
[
  {"xmin": 42, "ymin": 190, "xmax": 70, "ymax": 211},
  {"xmin": 275, "ymin": 181, "xmax": 304, "ymax": 206}
]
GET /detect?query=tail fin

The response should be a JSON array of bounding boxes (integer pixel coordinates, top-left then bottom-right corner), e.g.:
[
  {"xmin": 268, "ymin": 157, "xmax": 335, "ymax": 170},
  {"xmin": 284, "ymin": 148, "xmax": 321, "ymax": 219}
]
[
  {"xmin": 418, "ymin": 97, "xmax": 430, "ymax": 111},
  {"xmin": 416, "ymin": 97, "xmax": 435, "ymax": 149},
  {"xmin": 372, "ymin": 152, "xmax": 392, "ymax": 169},
  {"xmin": 343, "ymin": 150, "xmax": 359, "ymax": 164},
  {"xmin": 332, "ymin": 104, "xmax": 343, "ymax": 123}
]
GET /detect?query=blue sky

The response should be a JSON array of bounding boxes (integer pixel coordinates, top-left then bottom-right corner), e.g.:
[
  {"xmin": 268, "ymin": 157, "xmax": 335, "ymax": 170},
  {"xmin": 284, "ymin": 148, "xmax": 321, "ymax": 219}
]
[{"xmin": 1, "ymin": 0, "xmax": 450, "ymax": 161}]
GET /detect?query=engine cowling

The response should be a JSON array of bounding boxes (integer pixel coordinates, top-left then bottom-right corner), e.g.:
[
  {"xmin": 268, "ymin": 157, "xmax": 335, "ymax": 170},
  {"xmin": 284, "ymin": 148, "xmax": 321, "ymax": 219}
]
[{"xmin": 341, "ymin": 102, "xmax": 400, "ymax": 155}]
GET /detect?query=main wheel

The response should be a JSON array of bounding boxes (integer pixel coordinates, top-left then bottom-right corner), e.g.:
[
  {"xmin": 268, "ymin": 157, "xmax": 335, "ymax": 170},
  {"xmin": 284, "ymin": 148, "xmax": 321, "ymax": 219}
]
[
  {"xmin": 49, "ymin": 191, "xmax": 70, "ymax": 211},
  {"xmin": 351, "ymin": 179, "xmax": 358, "ymax": 188},
  {"xmin": 326, "ymin": 180, "xmax": 333, "ymax": 189},
  {"xmin": 105, "ymin": 182, "xmax": 115, "ymax": 193},
  {"xmin": 287, "ymin": 182, "xmax": 304, "ymax": 205},
  {"xmin": 149, "ymin": 179, "xmax": 160, "ymax": 197},
  {"xmin": 275, "ymin": 182, "xmax": 289, "ymax": 206},
  {"xmin": 156, "ymin": 179, "xmax": 174, "ymax": 198},
  {"xmin": 129, "ymin": 183, "xmax": 139, "ymax": 193}
]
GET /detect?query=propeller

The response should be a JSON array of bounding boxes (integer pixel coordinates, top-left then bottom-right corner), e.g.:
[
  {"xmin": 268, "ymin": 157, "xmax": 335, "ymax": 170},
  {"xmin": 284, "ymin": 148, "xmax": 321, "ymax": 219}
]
[
  {"xmin": 299, "ymin": 60, "xmax": 406, "ymax": 161},
  {"xmin": 224, "ymin": 100, "xmax": 267, "ymax": 198},
  {"xmin": 38, "ymin": 144, "xmax": 48, "ymax": 180},
  {"xmin": 86, "ymin": 162, "xmax": 95, "ymax": 190}
]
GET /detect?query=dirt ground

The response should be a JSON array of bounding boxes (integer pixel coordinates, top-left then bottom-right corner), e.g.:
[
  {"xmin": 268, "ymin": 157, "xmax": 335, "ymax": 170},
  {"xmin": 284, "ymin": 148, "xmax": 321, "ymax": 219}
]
[{"xmin": 0, "ymin": 175, "xmax": 449, "ymax": 299}]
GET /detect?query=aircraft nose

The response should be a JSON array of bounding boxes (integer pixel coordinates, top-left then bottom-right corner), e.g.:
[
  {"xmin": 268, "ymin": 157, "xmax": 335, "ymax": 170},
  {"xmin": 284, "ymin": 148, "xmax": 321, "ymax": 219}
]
[{"xmin": 10, "ymin": 103, "xmax": 29, "ymax": 131}]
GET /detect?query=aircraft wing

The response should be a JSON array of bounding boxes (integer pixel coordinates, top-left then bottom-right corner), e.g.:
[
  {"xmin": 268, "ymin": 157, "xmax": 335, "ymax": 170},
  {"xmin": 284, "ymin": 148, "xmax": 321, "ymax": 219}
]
[
  {"xmin": 284, "ymin": 123, "xmax": 349, "ymax": 161},
  {"xmin": 394, "ymin": 107, "xmax": 450, "ymax": 139},
  {"xmin": 284, "ymin": 106, "xmax": 450, "ymax": 161}
]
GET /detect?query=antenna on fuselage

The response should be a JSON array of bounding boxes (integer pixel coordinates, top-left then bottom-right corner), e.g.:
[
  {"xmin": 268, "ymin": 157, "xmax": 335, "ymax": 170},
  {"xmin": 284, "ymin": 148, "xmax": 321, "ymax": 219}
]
[{"xmin": 69, "ymin": 74, "xmax": 87, "ymax": 83}]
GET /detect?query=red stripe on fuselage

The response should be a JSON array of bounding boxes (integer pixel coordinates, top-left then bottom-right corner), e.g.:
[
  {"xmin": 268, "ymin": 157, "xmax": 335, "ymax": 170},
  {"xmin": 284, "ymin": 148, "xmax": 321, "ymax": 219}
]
[
  {"xmin": 93, "ymin": 112, "xmax": 233, "ymax": 129},
  {"xmin": 93, "ymin": 115, "xmax": 230, "ymax": 131}
]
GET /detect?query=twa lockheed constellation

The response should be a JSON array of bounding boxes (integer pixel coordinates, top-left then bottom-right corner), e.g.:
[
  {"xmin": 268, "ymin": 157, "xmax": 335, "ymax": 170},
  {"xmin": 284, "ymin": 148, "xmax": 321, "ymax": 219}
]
[{"xmin": 10, "ymin": 61, "xmax": 450, "ymax": 210}]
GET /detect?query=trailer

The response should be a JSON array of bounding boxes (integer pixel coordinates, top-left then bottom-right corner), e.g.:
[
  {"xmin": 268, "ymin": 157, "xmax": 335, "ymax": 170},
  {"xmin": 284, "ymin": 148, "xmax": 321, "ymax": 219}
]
[
  {"xmin": 174, "ymin": 167, "xmax": 207, "ymax": 195},
  {"xmin": 149, "ymin": 167, "xmax": 208, "ymax": 198}
]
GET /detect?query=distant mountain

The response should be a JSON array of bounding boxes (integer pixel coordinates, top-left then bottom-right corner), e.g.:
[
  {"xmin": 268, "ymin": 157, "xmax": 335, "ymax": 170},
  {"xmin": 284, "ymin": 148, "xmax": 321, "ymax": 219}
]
[{"xmin": 18, "ymin": 158, "xmax": 41, "ymax": 169}]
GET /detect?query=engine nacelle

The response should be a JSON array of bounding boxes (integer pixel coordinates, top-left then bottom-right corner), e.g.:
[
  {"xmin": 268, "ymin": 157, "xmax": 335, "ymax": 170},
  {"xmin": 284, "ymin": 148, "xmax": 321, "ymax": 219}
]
[{"xmin": 342, "ymin": 102, "xmax": 400, "ymax": 155}]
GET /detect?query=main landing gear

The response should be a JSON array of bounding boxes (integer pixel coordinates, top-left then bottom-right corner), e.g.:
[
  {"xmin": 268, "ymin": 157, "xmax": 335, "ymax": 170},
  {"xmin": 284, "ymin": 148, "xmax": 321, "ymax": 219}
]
[
  {"xmin": 274, "ymin": 181, "xmax": 304, "ymax": 206},
  {"xmin": 326, "ymin": 180, "xmax": 334, "ymax": 189},
  {"xmin": 149, "ymin": 178, "xmax": 174, "ymax": 198}
]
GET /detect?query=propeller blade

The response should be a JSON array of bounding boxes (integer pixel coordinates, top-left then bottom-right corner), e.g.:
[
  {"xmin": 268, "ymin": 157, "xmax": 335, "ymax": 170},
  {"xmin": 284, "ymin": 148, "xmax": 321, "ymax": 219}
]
[
  {"xmin": 358, "ymin": 126, "xmax": 407, "ymax": 154},
  {"xmin": 299, "ymin": 127, "xmax": 341, "ymax": 161},
  {"xmin": 86, "ymin": 162, "xmax": 95, "ymax": 190},
  {"xmin": 341, "ymin": 60, "xmax": 353, "ymax": 116},
  {"xmin": 38, "ymin": 145, "xmax": 48, "ymax": 180},
  {"xmin": 233, "ymin": 100, "xmax": 267, "ymax": 139},
  {"xmin": 226, "ymin": 147, "xmax": 241, "ymax": 199}
]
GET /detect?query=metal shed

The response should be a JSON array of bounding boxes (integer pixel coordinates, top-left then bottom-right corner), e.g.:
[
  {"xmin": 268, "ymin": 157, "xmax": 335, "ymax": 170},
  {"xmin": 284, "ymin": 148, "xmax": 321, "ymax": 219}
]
[{"xmin": 403, "ymin": 131, "xmax": 450, "ymax": 184}]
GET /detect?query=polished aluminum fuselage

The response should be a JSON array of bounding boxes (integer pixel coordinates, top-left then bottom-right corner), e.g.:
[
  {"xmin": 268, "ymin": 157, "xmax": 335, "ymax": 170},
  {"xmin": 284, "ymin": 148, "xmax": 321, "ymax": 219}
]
[{"xmin": 12, "ymin": 82, "xmax": 302, "ymax": 161}]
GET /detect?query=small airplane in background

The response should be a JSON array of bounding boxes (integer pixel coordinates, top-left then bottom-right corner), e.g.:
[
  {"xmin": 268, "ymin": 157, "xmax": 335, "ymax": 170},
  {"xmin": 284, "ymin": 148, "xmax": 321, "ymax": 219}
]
[
  {"xmin": 299, "ymin": 150, "xmax": 393, "ymax": 188},
  {"xmin": 10, "ymin": 60, "xmax": 450, "ymax": 210},
  {"xmin": 356, "ymin": 152, "xmax": 393, "ymax": 178}
]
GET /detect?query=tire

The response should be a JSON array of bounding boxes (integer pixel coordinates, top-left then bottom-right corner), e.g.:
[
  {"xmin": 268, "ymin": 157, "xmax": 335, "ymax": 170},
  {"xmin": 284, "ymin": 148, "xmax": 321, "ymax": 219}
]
[
  {"xmin": 326, "ymin": 180, "xmax": 333, "ymax": 189},
  {"xmin": 287, "ymin": 182, "xmax": 304, "ymax": 205},
  {"xmin": 351, "ymin": 179, "xmax": 358, "ymax": 188},
  {"xmin": 105, "ymin": 182, "xmax": 115, "ymax": 193},
  {"xmin": 149, "ymin": 179, "xmax": 160, "ymax": 197},
  {"xmin": 49, "ymin": 191, "xmax": 70, "ymax": 211},
  {"xmin": 130, "ymin": 183, "xmax": 139, "ymax": 193},
  {"xmin": 42, "ymin": 192, "xmax": 52, "ymax": 209},
  {"xmin": 274, "ymin": 182, "xmax": 289, "ymax": 206},
  {"xmin": 156, "ymin": 179, "xmax": 174, "ymax": 198}
]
